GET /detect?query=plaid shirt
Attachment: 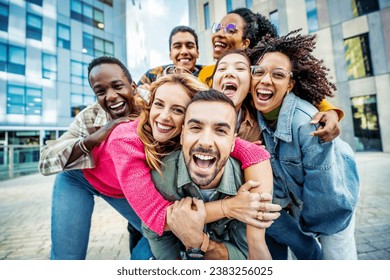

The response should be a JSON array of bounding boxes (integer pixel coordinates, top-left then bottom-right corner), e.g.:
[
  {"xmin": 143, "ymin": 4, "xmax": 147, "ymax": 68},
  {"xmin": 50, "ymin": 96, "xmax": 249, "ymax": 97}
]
[
  {"xmin": 137, "ymin": 64, "xmax": 204, "ymax": 86},
  {"xmin": 39, "ymin": 102, "xmax": 111, "ymax": 176}
]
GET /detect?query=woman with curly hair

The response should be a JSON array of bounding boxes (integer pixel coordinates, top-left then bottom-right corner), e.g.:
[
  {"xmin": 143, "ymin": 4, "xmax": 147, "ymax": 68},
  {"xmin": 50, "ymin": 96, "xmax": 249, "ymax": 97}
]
[
  {"xmin": 248, "ymin": 30, "xmax": 360, "ymax": 259},
  {"xmin": 199, "ymin": 7, "xmax": 343, "ymax": 143}
]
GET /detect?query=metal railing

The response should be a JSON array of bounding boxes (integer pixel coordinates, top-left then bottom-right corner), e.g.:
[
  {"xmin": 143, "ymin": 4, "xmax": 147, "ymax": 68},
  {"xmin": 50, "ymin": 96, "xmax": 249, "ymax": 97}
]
[{"xmin": 0, "ymin": 145, "xmax": 41, "ymax": 181}]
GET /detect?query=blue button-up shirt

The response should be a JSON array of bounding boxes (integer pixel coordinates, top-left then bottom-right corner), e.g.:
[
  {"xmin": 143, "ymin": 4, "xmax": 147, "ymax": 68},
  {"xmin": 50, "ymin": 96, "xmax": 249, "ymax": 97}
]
[{"xmin": 257, "ymin": 92, "xmax": 360, "ymax": 235}]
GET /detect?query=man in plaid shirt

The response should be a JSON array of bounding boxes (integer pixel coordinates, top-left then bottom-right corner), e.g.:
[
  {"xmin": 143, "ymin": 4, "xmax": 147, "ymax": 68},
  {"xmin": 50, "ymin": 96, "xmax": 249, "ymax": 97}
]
[{"xmin": 39, "ymin": 56, "xmax": 152, "ymax": 260}]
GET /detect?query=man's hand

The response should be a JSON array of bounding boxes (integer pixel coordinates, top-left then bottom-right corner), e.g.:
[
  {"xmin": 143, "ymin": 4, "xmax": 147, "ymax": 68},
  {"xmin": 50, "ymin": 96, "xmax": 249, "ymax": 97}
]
[
  {"xmin": 224, "ymin": 181, "xmax": 281, "ymax": 228},
  {"xmin": 84, "ymin": 116, "xmax": 132, "ymax": 149},
  {"xmin": 310, "ymin": 110, "xmax": 340, "ymax": 142},
  {"xmin": 166, "ymin": 197, "xmax": 206, "ymax": 249}
]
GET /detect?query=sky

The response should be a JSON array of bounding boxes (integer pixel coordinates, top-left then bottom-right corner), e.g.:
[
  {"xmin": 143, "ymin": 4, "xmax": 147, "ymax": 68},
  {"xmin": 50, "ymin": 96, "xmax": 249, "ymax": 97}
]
[{"xmin": 127, "ymin": 0, "xmax": 189, "ymax": 81}]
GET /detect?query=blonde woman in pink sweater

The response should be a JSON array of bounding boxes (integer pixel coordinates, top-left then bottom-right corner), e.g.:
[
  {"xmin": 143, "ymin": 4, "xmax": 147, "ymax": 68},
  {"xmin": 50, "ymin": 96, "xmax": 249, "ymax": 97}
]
[{"xmin": 83, "ymin": 74, "xmax": 280, "ymax": 255}]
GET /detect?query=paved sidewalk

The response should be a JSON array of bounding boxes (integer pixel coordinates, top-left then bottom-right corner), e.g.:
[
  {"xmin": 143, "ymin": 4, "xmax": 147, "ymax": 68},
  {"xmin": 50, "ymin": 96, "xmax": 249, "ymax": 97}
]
[{"xmin": 0, "ymin": 152, "xmax": 389, "ymax": 260}]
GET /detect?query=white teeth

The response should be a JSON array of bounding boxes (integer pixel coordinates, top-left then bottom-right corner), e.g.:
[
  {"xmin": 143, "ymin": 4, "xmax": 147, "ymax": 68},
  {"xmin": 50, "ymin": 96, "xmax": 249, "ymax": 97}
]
[
  {"xmin": 179, "ymin": 59, "xmax": 190, "ymax": 62},
  {"xmin": 157, "ymin": 123, "xmax": 171, "ymax": 131},
  {"xmin": 195, "ymin": 154, "xmax": 214, "ymax": 160},
  {"xmin": 215, "ymin": 42, "xmax": 226, "ymax": 47},
  {"xmin": 257, "ymin": 90, "xmax": 273, "ymax": 95},
  {"xmin": 110, "ymin": 102, "xmax": 124, "ymax": 109}
]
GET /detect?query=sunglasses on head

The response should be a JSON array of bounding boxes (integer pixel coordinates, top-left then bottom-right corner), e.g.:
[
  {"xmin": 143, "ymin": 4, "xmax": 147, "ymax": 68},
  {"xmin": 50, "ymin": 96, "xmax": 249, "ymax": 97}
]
[{"xmin": 212, "ymin": 23, "xmax": 239, "ymax": 36}]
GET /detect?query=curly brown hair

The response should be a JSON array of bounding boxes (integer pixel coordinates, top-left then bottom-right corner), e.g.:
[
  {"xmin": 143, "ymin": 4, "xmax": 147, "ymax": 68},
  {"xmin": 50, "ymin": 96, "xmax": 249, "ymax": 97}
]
[
  {"xmin": 248, "ymin": 29, "xmax": 336, "ymax": 106},
  {"xmin": 137, "ymin": 73, "xmax": 209, "ymax": 174}
]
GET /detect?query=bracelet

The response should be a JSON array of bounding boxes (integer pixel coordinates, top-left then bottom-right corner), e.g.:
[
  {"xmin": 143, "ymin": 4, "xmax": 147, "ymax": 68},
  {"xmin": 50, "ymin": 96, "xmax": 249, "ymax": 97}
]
[
  {"xmin": 221, "ymin": 196, "xmax": 232, "ymax": 219},
  {"xmin": 78, "ymin": 137, "xmax": 91, "ymax": 154},
  {"xmin": 200, "ymin": 232, "xmax": 210, "ymax": 253}
]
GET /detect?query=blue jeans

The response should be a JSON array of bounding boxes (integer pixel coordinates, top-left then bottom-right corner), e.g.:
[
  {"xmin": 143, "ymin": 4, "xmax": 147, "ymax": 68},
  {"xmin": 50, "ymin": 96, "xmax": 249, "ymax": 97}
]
[
  {"xmin": 319, "ymin": 212, "xmax": 357, "ymax": 259},
  {"xmin": 265, "ymin": 209, "xmax": 322, "ymax": 260},
  {"xmin": 50, "ymin": 170, "xmax": 153, "ymax": 260}
]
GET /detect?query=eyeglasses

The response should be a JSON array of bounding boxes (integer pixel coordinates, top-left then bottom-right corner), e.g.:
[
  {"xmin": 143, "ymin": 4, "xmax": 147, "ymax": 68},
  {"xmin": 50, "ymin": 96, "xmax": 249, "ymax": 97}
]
[
  {"xmin": 212, "ymin": 23, "xmax": 239, "ymax": 36},
  {"xmin": 162, "ymin": 65, "xmax": 193, "ymax": 76},
  {"xmin": 250, "ymin": 66, "xmax": 293, "ymax": 83},
  {"xmin": 157, "ymin": 65, "xmax": 193, "ymax": 80}
]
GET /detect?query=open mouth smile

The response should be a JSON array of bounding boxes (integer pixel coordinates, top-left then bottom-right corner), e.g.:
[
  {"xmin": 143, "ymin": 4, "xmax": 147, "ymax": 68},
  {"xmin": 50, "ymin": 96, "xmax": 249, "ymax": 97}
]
[{"xmin": 193, "ymin": 153, "xmax": 216, "ymax": 169}]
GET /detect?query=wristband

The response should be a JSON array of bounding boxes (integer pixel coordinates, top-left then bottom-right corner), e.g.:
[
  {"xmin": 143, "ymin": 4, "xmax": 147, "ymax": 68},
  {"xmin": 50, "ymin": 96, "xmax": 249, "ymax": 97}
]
[
  {"xmin": 78, "ymin": 137, "xmax": 91, "ymax": 154},
  {"xmin": 185, "ymin": 232, "xmax": 209, "ymax": 259},
  {"xmin": 221, "ymin": 196, "xmax": 232, "ymax": 219}
]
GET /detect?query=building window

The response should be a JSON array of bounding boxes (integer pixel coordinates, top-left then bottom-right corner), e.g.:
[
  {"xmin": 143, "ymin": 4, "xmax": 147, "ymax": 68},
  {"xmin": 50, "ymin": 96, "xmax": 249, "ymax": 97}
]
[
  {"xmin": 26, "ymin": 88, "xmax": 42, "ymax": 115},
  {"xmin": 57, "ymin": 23, "xmax": 71, "ymax": 49},
  {"xmin": 0, "ymin": 42, "xmax": 6, "ymax": 72},
  {"xmin": 344, "ymin": 33, "xmax": 373, "ymax": 80},
  {"xmin": 0, "ymin": 43, "xmax": 26, "ymax": 74},
  {"xmin": 0, "ymin": 3, "xmax": 9, "ymax": 32},
  {"xmin": 71, "ymin": 60, "xmax": 88, "ymax": 86},
  {"xmin": 305, "ymin": 0, "xmax": 319, "ymax": 33},
  {"xmin": 26, "ymin": 0, "xmax": 43, "ymax": 6},
  {"xmin": 82, "ymin": 32, "xmax": 94, "ymax": 54},
  {"xmin": 42, "ymin": 53, "xmax": 57, "ymax": 80},
  {"xmin": 82, "ymin": 32, "xmax": 114, "ymax": 56},
  {"xmin": 71, "ymin": 0, "xmax": 105, "ymax": 29},
  {"xmin": 351, "ymin": 95, "xmax": 382, "ymax": 151},
  {"xmin": 352, "ymin": 0, "xmax": 379, "ymax": 17},
  {"xmin": 269, "ymin": 10, "xmax": 279, "ymax": 34},
  {"xmin": 7, "ymin": 85, "xmax": 25, "ymax": 114},
  {"xmin": 245, "ymin": 0, "xmax": 253, "ymax": 9},
  {"xmin": 226, "ymin": 0, "xmax": 233, "ymax": 12},
  {"xmin": 6, "ymin": 85, "xmax": 42, "ymax": 115},
  {"xmin": 71, "ymin": 92, "xmax": 95, "ymax": 117},
  {"xmin": 26, "ymin": 13, "xmax": 42, "ymax": 41},
  {"xmin": 203, "ymin": 3, "xmax": 210, "ymax": 30},
  {"xmin": 99, "ymin": 0, "xmax": 113, "ymax": 7},
  {"xmin": 9, "ymin": 45, "xmax": 26, "ymax": 75}
]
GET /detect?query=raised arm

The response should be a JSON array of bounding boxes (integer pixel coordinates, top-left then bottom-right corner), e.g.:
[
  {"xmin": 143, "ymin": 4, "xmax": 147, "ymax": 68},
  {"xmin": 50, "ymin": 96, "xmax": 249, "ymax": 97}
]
[{"xmin": 311, "ymin": 99, "xmax": 343, "ymax": 142}]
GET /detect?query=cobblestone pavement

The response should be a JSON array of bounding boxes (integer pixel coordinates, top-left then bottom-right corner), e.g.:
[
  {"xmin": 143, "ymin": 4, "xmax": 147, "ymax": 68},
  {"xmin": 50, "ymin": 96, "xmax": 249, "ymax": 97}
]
[{"xmin": 0, "ymin": 152, "xmax": 389, "ymax": 260}]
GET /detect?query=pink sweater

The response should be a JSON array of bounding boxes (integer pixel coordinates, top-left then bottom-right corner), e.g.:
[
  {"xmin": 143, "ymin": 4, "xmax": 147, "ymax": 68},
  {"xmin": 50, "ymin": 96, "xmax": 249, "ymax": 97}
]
[{"xmin": 83, "ymin": 119, "xmax": 270, "ymax": 235}]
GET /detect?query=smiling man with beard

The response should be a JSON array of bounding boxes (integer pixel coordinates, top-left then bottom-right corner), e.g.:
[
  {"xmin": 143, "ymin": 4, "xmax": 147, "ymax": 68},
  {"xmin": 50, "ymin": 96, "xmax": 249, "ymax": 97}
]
[{"xmin": 142, "ymin": 89, "xmax": 272, "ymax": 260}]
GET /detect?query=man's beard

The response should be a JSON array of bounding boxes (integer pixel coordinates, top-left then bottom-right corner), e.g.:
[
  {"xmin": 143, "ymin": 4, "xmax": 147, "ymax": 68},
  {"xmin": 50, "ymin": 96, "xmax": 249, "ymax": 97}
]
[{"xmin": 185, "ymin": 146, "xmax": 228, "ymax": 187}]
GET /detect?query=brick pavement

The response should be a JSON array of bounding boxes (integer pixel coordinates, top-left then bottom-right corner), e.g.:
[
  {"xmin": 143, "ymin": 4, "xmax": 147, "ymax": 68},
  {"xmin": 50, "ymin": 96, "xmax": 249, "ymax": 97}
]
[{"xmin": 0, "ymin": 152, "xmax": 389, "ymax": 260}]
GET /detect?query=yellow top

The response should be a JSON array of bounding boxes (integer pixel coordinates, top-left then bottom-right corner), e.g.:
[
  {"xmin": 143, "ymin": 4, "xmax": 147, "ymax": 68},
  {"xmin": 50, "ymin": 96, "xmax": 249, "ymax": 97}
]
[{"xmin": 198, "ymin": 64, "xmax": 344, "ymax": 120}]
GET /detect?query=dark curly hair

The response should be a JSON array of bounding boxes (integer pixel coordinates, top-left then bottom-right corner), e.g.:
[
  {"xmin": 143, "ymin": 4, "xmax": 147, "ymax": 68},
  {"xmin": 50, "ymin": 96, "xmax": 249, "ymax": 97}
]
[
  {"xmin": 229, "ymin": 8, "xmax": 278, "ymax": 49},
  {"xmin": 248, "ymin": 29, "xmax": 336, "ymax": 106}
]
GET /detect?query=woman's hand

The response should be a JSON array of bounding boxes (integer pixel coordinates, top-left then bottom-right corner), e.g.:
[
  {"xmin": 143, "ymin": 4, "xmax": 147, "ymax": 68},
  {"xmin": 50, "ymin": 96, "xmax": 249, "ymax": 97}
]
[{"xmin": 224, "ymin": 180, "xmax": 281, "ymax": 228}]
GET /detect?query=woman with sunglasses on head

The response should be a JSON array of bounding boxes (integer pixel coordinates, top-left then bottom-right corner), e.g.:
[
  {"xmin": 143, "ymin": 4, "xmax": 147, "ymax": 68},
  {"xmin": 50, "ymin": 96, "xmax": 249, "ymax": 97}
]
[
  {"xmin": 248, "ymin": 30, "xmax": 360, "ymax": 260},
  {"xmin": 210, "ymin": 49, "xmax": 323, "ymax": 259},
  {"xmin": 82, "ymin": 73, "xmax": 281, "ymax": 259},
  {"xmin": 199, "ymin": 7, "xmax": 343, "ymax": 143}
]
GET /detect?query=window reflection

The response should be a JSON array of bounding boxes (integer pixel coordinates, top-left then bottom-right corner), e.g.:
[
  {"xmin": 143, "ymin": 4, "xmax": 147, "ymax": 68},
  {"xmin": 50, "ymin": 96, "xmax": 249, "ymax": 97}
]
[
  {"xmin": 344, "ymin": 33, "xmax": 373, "ymax": 80},
  {"xmin": 351, "ymin": 95, "xmax": 382, "ymax": 151},
  {"xmin": 352, "ymin": 0, "xmax": 379, "ymax": 17}
]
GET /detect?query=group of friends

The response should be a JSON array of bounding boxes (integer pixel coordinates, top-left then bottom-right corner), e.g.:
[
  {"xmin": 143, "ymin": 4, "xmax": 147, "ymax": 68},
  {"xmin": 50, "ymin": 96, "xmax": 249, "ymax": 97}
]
[{"xmin": 39, "ymin": 7, "xmax": 360, "ymax": 260}]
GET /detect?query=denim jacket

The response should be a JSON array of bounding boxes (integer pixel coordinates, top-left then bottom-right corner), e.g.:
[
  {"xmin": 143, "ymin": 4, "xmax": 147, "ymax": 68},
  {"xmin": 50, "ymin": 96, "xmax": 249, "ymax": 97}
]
[{"xmin": 257, "ymin": 92, "xmax": 360, "ymax": 235}]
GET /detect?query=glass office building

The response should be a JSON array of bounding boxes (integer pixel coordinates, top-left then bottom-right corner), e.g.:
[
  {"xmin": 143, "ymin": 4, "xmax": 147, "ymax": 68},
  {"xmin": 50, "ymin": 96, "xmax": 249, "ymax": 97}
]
[
  {"xmin": 190, "ymin": 0, "xmax": 390, "ymax": 152},
  {"xmin": 0, "ymin": 0, "xmax": 128, "ymax": 179}
]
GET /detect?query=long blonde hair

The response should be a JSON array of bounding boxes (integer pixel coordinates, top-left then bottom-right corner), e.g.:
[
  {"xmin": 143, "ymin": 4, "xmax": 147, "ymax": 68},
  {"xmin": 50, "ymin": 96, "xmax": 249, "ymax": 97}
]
[{"xmin": 137, "ymin": 73, "xmax": 209, "ymax": 173}]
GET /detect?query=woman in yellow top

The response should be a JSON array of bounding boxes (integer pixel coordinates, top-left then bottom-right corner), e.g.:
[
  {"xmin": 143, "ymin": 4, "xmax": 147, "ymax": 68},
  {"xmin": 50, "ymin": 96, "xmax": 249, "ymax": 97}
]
[{"xmin": 199, "ymin": 7, "xmax": 342, "ymax": 142}]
